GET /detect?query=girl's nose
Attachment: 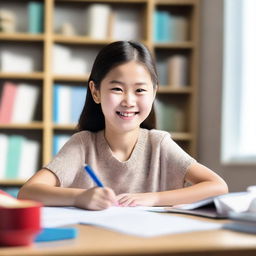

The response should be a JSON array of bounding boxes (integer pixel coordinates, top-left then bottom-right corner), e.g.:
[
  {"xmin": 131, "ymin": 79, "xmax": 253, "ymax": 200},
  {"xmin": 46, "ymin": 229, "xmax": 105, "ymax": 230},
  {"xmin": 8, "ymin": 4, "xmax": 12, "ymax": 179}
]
[{"xmin": 121, "ymin": 93, "xmax": 136, "ymax": 107}]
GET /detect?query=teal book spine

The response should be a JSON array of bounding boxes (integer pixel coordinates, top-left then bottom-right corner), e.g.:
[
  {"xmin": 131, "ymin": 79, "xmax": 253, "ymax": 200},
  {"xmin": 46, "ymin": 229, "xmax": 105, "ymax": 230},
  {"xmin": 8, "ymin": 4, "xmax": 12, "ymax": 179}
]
[
  {"xmin": 5, "ymin": 135, "xmax": 24, "ymax": 179},
  {"xmin": 28, "ymin": 2, "xmax": 44, "ymax": 34}
]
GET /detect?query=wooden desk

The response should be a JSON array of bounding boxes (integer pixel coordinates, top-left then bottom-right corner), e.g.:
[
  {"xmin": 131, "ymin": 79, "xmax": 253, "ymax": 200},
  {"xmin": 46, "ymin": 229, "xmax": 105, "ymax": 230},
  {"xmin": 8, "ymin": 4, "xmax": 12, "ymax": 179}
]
[{"xmin": 1, "ymin": 214, "xmax": 256, "ymax": 256}]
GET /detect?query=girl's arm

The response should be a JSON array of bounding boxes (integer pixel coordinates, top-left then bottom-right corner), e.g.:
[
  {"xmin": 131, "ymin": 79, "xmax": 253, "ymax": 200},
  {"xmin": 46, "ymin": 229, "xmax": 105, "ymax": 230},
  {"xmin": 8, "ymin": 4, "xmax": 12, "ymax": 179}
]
[
  {"xmin": 18, "ymin": 169, "xmax": 117, "ymax": 210},
  {"xmin": 117, "ymin": 163, "xmax": 228, "ymax": 207}
]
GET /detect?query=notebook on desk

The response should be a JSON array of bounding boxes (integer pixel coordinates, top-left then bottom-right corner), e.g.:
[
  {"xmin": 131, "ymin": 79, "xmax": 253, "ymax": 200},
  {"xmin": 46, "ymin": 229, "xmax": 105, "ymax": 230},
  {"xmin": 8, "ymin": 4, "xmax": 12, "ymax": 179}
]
[{"xmin": 153, "ymin": 191, "xmax": 256, "ymax": 219}]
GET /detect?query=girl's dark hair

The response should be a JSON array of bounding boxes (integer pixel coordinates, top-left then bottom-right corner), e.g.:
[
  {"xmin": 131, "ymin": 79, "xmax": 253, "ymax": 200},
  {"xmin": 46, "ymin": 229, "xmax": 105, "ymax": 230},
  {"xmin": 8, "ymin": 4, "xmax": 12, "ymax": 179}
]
[{"xmin": 77, "ymin": 41, "xmax": 158, "ymax": 132}]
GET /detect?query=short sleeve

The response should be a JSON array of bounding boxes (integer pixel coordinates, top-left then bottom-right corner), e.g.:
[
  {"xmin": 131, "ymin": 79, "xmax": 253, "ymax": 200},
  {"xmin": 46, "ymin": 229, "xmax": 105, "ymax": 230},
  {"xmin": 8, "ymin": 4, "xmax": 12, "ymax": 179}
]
[
  {"xmin": 160, "ymin": 133, "xmax": 197, "ymax": 188},
  {"xmin": 44, "ymin": 133, "xmax": 85, "ymax": 187}
]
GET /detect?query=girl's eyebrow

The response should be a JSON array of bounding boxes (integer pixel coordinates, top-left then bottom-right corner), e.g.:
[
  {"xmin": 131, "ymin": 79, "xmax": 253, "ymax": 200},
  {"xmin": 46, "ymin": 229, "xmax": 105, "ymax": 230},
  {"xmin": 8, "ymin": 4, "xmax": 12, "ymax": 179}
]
[
  {"xmin": 109, "ymin": 80, "xmax": 147, "ymax": 86},
  {"xmin": 109, "ymin": 80, "xmax": 125, "ymax": 85}
]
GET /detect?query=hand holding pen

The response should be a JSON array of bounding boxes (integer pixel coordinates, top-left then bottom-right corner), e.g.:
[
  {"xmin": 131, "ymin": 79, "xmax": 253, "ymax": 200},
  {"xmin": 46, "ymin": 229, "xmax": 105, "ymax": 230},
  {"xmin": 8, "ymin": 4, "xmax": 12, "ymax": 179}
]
[{"xmin": 74, "ymin": 165, "xmax": 117, "ymax": 210}]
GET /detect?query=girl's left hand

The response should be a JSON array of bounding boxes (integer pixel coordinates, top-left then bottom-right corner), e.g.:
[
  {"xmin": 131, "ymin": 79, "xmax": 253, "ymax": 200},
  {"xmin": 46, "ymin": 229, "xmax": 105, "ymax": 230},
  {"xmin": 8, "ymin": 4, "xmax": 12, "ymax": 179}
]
[{"xmin": 116, "ymin": 192, "xmax": 157, "ymax": 207}]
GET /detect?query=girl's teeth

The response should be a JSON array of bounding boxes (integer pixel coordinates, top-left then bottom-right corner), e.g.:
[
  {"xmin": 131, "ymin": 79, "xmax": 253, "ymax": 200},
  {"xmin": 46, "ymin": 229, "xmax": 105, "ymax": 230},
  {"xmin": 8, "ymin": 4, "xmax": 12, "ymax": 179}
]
[{"xmin": 119, "ymin": 112, "xmax": 135, "ymax": 117}]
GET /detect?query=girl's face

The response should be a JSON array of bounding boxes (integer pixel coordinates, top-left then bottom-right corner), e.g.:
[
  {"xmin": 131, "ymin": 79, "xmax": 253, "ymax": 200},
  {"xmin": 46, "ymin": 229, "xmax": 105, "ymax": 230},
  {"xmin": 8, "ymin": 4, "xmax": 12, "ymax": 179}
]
[{"xmin": 90, "ymin": 61, "xmax": 156, "ymax": 134}]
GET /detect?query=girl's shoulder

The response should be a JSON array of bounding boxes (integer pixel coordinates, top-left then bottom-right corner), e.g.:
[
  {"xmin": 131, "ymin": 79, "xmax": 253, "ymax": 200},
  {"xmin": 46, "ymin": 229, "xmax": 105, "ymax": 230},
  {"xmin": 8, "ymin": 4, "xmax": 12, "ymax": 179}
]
[
  {"xmin": 141, "ymin": 128, "xmax": 171, "ymax": 144},
  {"xmin": 142, "ymin": 128, "xmax": 170, "ymax": 138}
]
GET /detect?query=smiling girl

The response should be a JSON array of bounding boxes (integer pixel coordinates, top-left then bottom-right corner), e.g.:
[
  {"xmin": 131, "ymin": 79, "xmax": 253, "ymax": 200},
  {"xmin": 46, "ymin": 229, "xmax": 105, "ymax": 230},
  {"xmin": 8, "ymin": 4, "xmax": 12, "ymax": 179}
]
[{"xmin": 18, "ymin": 41, "xmax": 228, "ymax": 210}]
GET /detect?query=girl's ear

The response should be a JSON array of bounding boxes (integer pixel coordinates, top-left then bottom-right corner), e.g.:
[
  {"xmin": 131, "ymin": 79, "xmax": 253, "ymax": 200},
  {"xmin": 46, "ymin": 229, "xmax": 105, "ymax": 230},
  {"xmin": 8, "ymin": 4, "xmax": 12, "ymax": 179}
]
[{"xmin": 89, "ymin": 81, "xmax": 101, "ymax": 104}]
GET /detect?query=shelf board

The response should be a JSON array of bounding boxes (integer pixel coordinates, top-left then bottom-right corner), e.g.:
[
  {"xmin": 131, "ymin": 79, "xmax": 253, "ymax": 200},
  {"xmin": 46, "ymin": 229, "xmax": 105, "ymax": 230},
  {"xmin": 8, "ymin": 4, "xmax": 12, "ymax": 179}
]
[
  {"xmin": 155, "ymin": 0, "xmax": 198, "ymax": 5},
  {"xmin": 53, "ymin": 124, "xmax": 76, "ymax": 130},
  {"xmin": 170, "ymin": 132, "xmax": 193, "ymax": 141},
  {"xmin": 56, "ymin": 0, "xmax": 148, "ymax": 3},
  {"xmin": 0, "ymin": 179, "xmax": 26, "ymax": 186},
  {"xmin": 53, "ymin": 74, "xmax": 89, "ymax": 82},
  {"xmin": 0, "ymin": 122, "xmax": 44, "ymax": 130},
  {"xmin": 157, "ymin": 86, "xmax": 192, "ymax": 94},
  {"xmin": 53, "ymin": 35, "xmax": 114, "ymax": 45},
  {"xmin": 0, "ymin": 33, "xmax": 44, "ymax": 41},
  {"xmin": 154, "ymin": 42, "xmax": 194, "ymax": 49},
  {"xmin": 0, "ymin": 72, "xmax": 44, "ymax": 79}
]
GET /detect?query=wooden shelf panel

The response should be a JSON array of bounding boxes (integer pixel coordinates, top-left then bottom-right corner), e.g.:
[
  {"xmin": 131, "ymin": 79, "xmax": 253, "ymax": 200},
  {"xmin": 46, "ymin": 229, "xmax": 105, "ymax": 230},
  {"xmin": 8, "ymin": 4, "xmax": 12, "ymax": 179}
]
[
  {"xmin": 154, "ymin": 42, "xmax": 194, "ymax": 49},
  {"xmin": 53, "ymin": 74, "xmax": 89, "ymax": 82},
  {"xmin": 53, "ymin": 35, "xmax": 114, "ymax": 45},
  {"xmin": 0, "ymin": 33, "xmax": 45, "ymax": 41},
  {"xmin": 157, "ymin": 86, "xmax": 192, "ymax": 94},
  {"xmin": 0, "ymin": 72, "xmax": 44, "ymax": 79},
  {"xmin": 155, "ymin": 0, "xmax": 198, "ymax": 5},
  {"xmin": 0, "ymin": 179, "xmax": 25, "ymax": 186},
  {"xmin": 0, "ymin": 122, "xmax": 44, "ymax": 130},
  {"xmin": 53, "ymin": 124, "xmax": 76, "ymax": 130},
  {"xmin": 56, "ymin": 0, "xmax": 148, "ymax": 3}
]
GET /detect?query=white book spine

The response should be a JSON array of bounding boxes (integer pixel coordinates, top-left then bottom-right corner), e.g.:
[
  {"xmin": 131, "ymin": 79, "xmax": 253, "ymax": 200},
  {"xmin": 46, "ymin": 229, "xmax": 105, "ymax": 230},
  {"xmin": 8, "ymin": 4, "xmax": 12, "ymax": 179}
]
[
  {"xmin": 57, "ymin": 86, "xmax": 71, "ymax": 124},
  {"xmin": 11, "ymin": 84, "xmax": 39, "ymax": 123},
  {"xmin": 53, "ymin": 44, "xmax": 71, "ymax": 74},
  {"xmin": 1, "ymin": 51, "xmax": 33, "ymax": 73},
  {"xmin": 0, "ymin": 134, "xmax": 8, "ymax": 179},
  {"xmin": 168, "ymin": 55, "xmax": 187, "ymax": 87},
  {"xmin": 18, "ymin": 139, "xmax": 40, "ymax": 180},
  {"xmin": 85, "ymin": 4, "xmax": 111, "ymax": 39},
  {"xmin": 112, "ymin": 8, "xmax": 140, "ymax": 40}
]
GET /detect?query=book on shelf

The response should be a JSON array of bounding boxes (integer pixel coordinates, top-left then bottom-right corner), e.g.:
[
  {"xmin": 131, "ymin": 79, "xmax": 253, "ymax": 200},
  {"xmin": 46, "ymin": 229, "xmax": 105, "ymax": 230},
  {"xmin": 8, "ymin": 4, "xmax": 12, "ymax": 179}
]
[
  {"xmin": 53, "ymin": 134, "xmax": 71, "ymax": 156},
  {"xmin": 53, "ymin": 44, "xmax": 71, "ymax": 74},
  {"xmin": 156, "ymin": 58, "xmax": 168, "ymax": 85},
  {"xmin": 18, "ymin": 139, "xmax": 40, "ymax": 180},
  {"xmin": 168, "ymin": 54, "xmax": 188, "ymax": 87},
  {"xmin": 0, "ymin": 82, "xmax": 39, "ymax": 124},
  {"xmin": 153, "ymin": 10, "xmax": 188, "ymax": 42},
  {"xmin": 0, "ymin": 82, "xmax": 17, "ymax": 123},
  {"xmin": 53, "ymin": 84, "xmax": 87, "ymax": 124},
  {"xmin": 53, "ymin": 44, "xmax": 88, "ymax": 75},
  {"xmin": 0, "ymin": 134, "xmax": 8, "ymax": 179},
  {"xmin": 171, "ymin": 15, "xmax": 188, "ymax": 42},
  {"xmin": 0, "ymin": 135, "xmax": 40, "ymax": 180},
  {"xmin": 11, "ymin": 83, "xmax": 39, "ymax": 123},
  {"xmin": 84, "ymin": 4, "xmax": 111, "ymax": 39},
  {"xmin": 53, "ymin": 85, "xmax": 71, "ymax": 124},
  {"xmin": 28, "ymin": 1, "xmax": 44, "ymax": 34},
  {"xmin": 153, "ymin": 10, "xmax": 172, "ymax": 42},
  {"xmin": 71, "ymin": 86, "xmax": 87, "ymax": 124},
  {"xmin": 0, "ymin": 47, "xmax": 35, "ymax": 73},
  {"xmin": 111, "ymin": 7, "xmax": 141, "ymax": 41},
  {"xmin": 154, "ymin": 99, "xmax": 186, "ymax": 132},
  {"xmin": 5, "ymin": 135, "xmax": 24, "ymax": 179},
  {"xmin": 0, "ymin": 9, "xmax": 16, "ymax": 33}
]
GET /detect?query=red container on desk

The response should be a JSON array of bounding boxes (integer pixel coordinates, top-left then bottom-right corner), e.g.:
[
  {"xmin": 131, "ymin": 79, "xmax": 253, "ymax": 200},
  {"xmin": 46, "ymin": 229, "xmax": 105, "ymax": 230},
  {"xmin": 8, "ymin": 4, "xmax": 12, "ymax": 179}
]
[{"xmin": 0, "ymin": 192, "xmax": 42, "ymax": 246}]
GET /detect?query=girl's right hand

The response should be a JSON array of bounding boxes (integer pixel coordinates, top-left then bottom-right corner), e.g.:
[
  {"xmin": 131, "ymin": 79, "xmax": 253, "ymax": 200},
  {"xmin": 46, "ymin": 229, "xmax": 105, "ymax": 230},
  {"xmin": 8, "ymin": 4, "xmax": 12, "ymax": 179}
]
[{"xmin": 74, "ymin": 187, "xmax": 117, "ymax": 210}]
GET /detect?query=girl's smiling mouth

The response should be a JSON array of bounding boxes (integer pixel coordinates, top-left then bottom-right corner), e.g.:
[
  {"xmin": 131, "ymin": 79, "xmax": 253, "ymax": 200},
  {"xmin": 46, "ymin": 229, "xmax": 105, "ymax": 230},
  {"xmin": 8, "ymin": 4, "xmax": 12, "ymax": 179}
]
[{"xmin": 116, "ymin": 111, "xmax": 139, "ymax": 118}]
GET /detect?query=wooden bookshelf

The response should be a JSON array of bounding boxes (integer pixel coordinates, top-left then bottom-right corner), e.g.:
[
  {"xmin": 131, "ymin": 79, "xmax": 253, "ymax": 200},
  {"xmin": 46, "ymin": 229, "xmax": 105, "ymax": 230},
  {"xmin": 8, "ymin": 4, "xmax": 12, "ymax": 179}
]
[{"xmin": 0, "ymin": 0, "xmax": 199, "ymax": 185}]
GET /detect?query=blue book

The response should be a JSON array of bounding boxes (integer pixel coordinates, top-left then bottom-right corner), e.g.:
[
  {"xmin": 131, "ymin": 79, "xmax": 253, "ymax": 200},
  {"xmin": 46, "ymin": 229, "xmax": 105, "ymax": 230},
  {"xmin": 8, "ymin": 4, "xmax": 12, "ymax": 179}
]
[
  {"xmin": 53, "ymin": 85, "xmax": 59, "ymax": 123},
  {"xmin": 35, "ymin": 228, "xmax": 78, "ymax": 242},
  {"xmin": 28, "ymin": 2, "xmax": 44, "ymax": 34},
  {"xmin": 153, "ymin": 10, "xmax": 161, "ymax": 42},
  {"xmin": 71, "ymin": 86, "xmax": 87, "ymax": 124},
  {"xmin": 5, "ymin": 135, "xmax": 24, "ymax": 179}
]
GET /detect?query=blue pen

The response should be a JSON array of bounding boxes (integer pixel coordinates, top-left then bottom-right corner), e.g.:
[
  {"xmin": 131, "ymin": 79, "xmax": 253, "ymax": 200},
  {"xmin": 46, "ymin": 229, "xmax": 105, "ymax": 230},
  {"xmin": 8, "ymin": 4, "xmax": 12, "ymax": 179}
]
[{"xmin": 84, "ymin": 164, "xmax": 104, "ymax": 187}]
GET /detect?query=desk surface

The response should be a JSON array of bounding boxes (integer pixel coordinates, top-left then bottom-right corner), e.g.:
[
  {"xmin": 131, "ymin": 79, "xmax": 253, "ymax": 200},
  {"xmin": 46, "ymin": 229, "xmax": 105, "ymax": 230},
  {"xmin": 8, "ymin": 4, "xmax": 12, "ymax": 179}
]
[{"xmin": 1, "ymin": 214, "xmax": 256, "ymax": 256}]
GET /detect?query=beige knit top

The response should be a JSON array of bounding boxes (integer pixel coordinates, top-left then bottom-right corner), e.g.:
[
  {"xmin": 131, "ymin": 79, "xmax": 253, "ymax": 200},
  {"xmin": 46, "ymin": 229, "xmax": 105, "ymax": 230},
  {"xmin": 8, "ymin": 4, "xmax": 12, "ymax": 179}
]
[{"xmin": 45, "ymin": 129, "xmax": 196, "ymax": 195}]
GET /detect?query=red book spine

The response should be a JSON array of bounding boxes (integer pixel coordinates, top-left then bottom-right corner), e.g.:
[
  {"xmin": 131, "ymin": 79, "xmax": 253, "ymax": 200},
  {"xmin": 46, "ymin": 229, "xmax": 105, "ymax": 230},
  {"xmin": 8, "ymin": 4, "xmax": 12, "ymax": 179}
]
[{"xmin": 0, "ymin": 82, "xmax": 17, "ymax": 123}]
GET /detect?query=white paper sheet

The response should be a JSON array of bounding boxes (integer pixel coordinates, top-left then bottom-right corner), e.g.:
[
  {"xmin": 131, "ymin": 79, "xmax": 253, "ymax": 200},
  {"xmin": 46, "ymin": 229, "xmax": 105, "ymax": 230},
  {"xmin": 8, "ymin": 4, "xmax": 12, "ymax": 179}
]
[{"xmin": 42, "ymin": 206, "xmax": 221, "ymax": 237}]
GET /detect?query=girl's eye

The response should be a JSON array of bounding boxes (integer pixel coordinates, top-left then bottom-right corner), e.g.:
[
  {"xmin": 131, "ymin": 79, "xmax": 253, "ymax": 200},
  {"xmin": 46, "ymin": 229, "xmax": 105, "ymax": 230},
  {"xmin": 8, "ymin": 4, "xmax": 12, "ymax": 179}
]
[
  {"xmin": 136, "ymin": 88, "xmax": 146, "ymax": 93},
  {"xmin": 111, "ymin": 87, "xmax": 122, "ymax": 92}
]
